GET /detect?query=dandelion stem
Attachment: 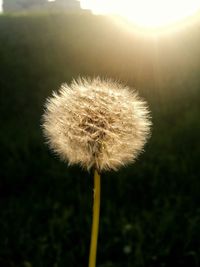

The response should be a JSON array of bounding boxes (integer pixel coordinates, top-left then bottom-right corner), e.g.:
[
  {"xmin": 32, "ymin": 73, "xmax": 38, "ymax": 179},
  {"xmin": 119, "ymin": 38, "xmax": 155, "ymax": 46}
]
[{"xmin": 89, "ymin": 169, "xmax": 101, "ymax": 267}]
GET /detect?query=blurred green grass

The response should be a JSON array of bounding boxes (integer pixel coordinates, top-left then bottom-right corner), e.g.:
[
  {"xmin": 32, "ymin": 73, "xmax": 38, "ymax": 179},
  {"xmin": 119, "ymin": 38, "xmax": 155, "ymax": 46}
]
[{"xmin": 0, "ymin": 13, "xmax": 200, "ymax": 267}]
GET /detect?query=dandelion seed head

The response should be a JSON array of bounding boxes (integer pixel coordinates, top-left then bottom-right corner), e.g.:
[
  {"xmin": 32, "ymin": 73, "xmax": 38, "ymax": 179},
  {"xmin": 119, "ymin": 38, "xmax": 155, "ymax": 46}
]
[{"xmin": 42, "ymin": 77, "xmax": 151, "ymax": 171}]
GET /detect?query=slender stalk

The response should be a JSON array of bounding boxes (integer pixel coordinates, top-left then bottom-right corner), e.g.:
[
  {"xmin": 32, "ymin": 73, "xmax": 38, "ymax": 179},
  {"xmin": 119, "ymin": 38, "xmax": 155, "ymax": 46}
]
[{"xmin": 88, "ymin": 169, "xmax": 101, "ymax": 267}]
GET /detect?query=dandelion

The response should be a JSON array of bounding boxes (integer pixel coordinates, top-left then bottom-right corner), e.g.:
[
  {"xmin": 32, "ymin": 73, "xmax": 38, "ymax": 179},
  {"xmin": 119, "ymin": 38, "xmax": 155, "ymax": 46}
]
[{"xmin": 42, "ymin": 77, "xmax": 151, "ymax": 267}]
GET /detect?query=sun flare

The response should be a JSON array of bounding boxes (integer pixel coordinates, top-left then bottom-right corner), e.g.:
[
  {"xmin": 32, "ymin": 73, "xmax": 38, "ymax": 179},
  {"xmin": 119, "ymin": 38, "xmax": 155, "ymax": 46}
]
[{"xmin": 80, "ymin": 0, "xmax": 200, "ymax": 28}]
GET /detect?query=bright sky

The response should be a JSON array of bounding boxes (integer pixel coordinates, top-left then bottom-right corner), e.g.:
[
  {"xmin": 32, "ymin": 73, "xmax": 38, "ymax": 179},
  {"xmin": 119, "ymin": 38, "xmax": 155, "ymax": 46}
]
[
  {"xmin": 0, "ymin": 0, "xmax": 2, "ymax": 12},
  {"xmin": 80, "ymin": 0, "xmax": 200, "ymax": 28}
]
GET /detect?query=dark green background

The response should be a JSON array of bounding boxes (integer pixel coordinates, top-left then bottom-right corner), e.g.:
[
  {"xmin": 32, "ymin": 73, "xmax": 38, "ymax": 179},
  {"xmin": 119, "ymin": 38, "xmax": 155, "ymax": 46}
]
[{"xmin": 0, "ymin": 13, "xmax": 200, "ymax": 267}]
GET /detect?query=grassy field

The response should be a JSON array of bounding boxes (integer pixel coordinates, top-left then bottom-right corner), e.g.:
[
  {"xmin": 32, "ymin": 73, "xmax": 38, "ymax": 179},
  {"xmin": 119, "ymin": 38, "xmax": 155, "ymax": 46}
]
[{"xmin": 0, "ymin": 13, "xmax": 200, "ymax": 267}]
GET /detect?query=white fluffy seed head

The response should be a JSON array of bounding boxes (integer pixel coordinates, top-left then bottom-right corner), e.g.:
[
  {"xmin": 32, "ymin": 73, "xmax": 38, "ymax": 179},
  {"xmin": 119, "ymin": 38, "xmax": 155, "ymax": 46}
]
[{"xmin": 42, "ymin": 77, "xmax": 152, "ymax": 172}]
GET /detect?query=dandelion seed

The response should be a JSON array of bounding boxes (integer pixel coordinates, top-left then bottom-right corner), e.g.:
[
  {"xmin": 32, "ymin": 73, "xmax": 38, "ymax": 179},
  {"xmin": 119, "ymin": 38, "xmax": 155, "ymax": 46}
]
[{"xmin": 42, "ymin": 77, "xmax": 151, "ymax": 172}]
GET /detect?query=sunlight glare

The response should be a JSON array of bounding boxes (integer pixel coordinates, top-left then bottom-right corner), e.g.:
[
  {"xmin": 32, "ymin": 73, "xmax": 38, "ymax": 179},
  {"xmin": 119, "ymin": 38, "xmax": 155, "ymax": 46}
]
[{"xmin": 80, "ymin": 0, "xmax": 200, "ymax": 28}]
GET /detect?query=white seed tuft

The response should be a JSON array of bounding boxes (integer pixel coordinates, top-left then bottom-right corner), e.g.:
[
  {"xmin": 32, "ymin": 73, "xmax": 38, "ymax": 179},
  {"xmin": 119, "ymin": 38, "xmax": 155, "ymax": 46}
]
[{"xmin": 42, "ymin": 77, "xmax": 152, "ymax": 171}]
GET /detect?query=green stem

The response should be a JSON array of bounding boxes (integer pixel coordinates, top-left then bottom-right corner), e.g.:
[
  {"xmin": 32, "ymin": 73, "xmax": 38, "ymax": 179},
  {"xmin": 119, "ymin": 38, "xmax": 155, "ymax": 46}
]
[{"xmin": 88, "ymin": 169, "xmax": 101, "ymax": 267}]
